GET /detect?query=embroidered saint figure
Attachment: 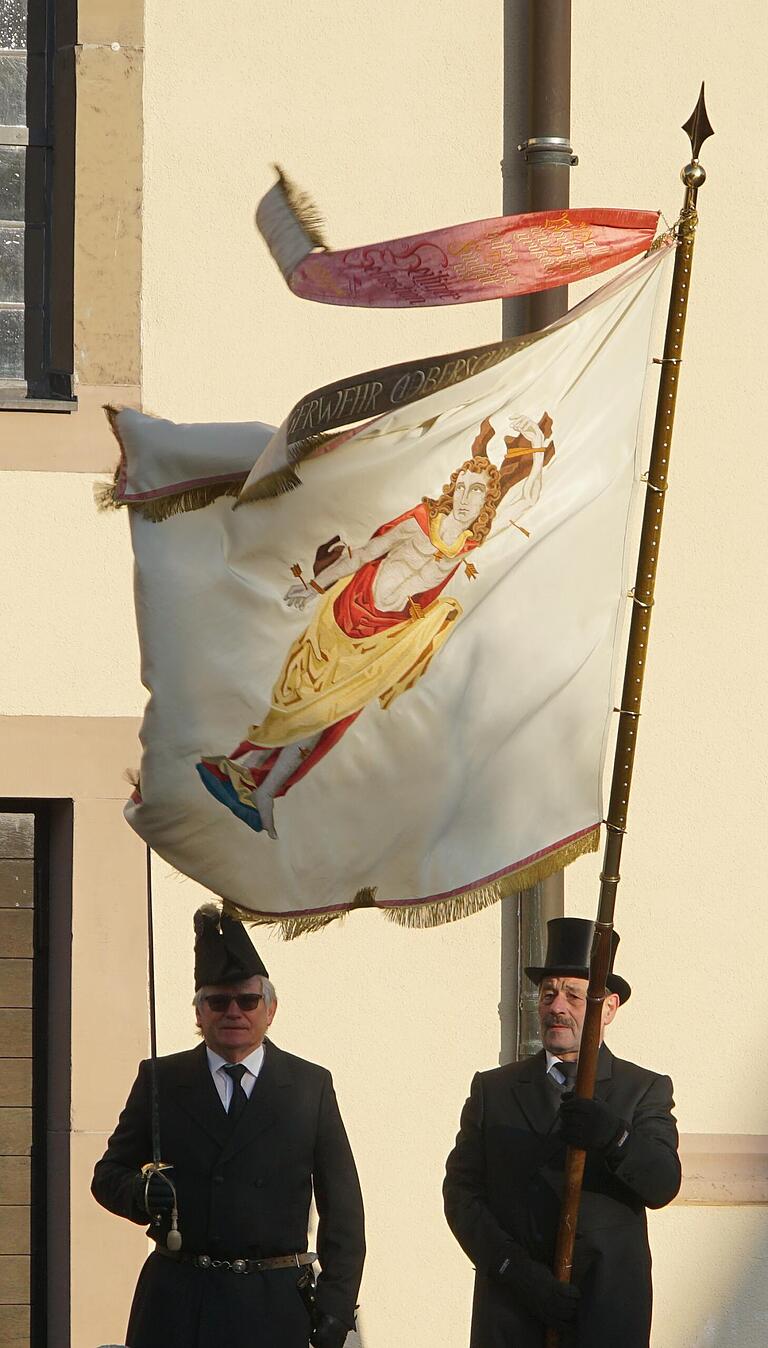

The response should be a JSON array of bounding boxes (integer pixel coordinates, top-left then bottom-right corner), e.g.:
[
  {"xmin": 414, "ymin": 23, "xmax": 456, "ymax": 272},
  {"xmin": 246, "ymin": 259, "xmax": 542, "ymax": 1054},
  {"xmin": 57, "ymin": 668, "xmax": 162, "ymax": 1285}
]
[{"xmin": 197, "ymin": 413, "xmax": 554, "ymax": 837}]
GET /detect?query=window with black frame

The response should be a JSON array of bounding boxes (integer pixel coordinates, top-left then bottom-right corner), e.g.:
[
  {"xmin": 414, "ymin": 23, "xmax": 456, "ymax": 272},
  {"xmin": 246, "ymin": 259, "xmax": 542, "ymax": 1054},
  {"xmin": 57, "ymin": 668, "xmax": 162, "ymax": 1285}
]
[
  {"xmin": 0, "ymin": 801, "xmax": 71, "ymax": 1346},
  {"xmin": 0, "ymin": 0, "xmax": 72, "ymax": 404},
  {"xmin": 0, "ymin": 810, "xmax": 36, "ymax": 1342}
]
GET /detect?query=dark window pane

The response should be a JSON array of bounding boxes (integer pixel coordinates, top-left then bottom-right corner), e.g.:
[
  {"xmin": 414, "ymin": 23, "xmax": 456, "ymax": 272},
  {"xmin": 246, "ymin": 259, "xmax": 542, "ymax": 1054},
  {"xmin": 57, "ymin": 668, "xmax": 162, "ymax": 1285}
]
[
  {"xmin": 0, "ymin": 308, "xmax": 24, "ymax": 378},
  {"xmin": 0, "ymin": 2, "xmax": 27, "ymax": 52},
  {"xmin": 23, "ymin": 145, "xmax": 43, "ymax": 223},
  {"xmin": 0, "ymin": 147, "xmax": 24, "ymax": 221},
  {"xmin": 24, "ymin": 299, "xmax": 43, "ymax": 386},
  {"xmin": 0, "ymin": 54, "xmax": 26, "ymax": 126},
  {"xmin": 24, "ymin": 52, "xmax": 44, "ymax": 127},
  {"xmin": 0, "ymin": 225, "xmax": 23, "ymax": 301},
  {"xmin": 23, "ymin": 222, "xmax": 43, "ymax": 306}
]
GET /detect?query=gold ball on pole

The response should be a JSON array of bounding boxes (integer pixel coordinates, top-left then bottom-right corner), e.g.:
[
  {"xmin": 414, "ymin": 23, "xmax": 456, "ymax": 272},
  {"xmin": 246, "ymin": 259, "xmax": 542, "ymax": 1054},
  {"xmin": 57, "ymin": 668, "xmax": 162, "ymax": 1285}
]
[{"xmin": 681, "ymin": 160, "xmax": 707, "ymax": 188}]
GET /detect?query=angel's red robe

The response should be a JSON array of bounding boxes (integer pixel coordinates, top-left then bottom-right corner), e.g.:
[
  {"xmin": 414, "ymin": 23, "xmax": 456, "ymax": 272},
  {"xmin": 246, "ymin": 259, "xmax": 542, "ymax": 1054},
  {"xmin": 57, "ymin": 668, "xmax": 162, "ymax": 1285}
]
[{"xmin": 201, "ymin": 503, "xmax": 479, "ymax": 803}]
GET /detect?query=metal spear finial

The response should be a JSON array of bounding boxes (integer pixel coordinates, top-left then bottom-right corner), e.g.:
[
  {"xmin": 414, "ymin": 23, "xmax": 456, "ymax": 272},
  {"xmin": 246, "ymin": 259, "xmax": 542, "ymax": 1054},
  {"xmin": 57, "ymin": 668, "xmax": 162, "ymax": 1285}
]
[
  {"xmin": 682, "ymin": 83, "xmax": 714, "ymax": 160},
  {"xmin": 680, "ymin": 84, "xmax": 714, "ymax": 197}
]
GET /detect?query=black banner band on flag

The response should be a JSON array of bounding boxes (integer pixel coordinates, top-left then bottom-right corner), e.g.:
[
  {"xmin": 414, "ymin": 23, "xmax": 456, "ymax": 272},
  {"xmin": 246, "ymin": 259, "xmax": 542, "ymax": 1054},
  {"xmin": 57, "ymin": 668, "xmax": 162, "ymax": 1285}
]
[
  {"xmin": 286, "ymin": 330, "xmax": 544, "ymax": 449},
  {"xmin": 237, "ymin": 242, "xmax": 673, "ymax": 504},
  {"xmin": 238, "ymin": 327, "xmax": 549, "ymax": 503}
]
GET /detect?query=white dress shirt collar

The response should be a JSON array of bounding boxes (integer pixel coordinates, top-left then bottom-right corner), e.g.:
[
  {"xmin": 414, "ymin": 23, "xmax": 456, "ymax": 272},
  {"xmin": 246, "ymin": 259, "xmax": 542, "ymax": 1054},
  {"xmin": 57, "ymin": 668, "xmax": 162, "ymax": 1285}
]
[
  {"xmin": 546, "ymin": 1050, "xmax": 577, "ymax": 1077},
  {"xmin": 206, "ymin": 1044, "xmax": 266, "ymax": 1106},
  {"xmin": 206, "ymin": 1043, "xmax": 265, "ymax": 1078}
]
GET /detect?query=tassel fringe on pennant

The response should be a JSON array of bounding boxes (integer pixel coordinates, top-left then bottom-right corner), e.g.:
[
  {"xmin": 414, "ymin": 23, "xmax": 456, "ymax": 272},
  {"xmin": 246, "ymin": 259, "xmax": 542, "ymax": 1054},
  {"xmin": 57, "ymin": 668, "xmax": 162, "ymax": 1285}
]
[
  {"xmin": 235, "ymin": 465, "xmax": 303, "ymax": 503},
  {"xmin": 93, "ymin": 465, "xmax": 122, "ymax": 512},
  {"xmin": 273, "ymin": 165, "xmax": 329, "ymax": 252},
  {"xmin": 383, "ymin": 827, "xmax": 600, "ymax": 929},
  {"xmin": 222, "ymin": 885, "xmax": 379, "ymax": 940},
  {"xmin": 97, "ymin": 403, "xmax": 248, "ymax": 522},
  {"xmin": 95, "ymin": 473, "xmax": 246, "ymax": 521},
  {"xmin": 219, "ymin": 830, "xmax": 600, "ymax": 939},
  {"xmin": 235, "ymin": 432, "xmax": 336, "ymax": 505},
  {"xmin": 133, "ymin": 481, "xmax": 245, "ymax": 522},
  {"xmin": 222, "ymin": 899, "xmax": 345, "ymax": 939}
]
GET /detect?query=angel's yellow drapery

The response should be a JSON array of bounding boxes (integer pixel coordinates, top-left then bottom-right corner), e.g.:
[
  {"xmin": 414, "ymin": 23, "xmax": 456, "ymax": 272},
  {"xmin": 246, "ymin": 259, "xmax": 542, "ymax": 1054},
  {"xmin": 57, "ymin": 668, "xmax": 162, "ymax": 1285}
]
[{"xmin": 243, "ymin": 575, "xmax": 462, "ymax": 749}]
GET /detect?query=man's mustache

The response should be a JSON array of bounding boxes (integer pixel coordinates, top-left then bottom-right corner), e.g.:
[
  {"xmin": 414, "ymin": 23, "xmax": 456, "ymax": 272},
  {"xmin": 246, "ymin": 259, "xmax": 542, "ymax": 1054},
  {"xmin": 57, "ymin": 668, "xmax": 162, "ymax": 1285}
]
[{"xmin": 543, "ymin": 1014, "xmax": 576, "ymax": 1029}]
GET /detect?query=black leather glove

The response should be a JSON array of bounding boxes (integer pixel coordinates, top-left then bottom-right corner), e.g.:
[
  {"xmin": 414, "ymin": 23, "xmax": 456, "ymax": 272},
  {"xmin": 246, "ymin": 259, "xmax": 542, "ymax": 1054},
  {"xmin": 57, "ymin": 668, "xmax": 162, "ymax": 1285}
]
[
  {"xmin": 497, "ymin": 1245, "xmax": 580, "ymax": 1329},
  {"xmin": 132, "ymin": 1170, "xmax": 175, "ymax": 1217},
  {"xmin": 310, "ymin": 1313, "xmax": 348, "ymax": 1348},
  {"xmin": 559, "ymin": 1095, "xmax": 630, "ymax": 1155}
]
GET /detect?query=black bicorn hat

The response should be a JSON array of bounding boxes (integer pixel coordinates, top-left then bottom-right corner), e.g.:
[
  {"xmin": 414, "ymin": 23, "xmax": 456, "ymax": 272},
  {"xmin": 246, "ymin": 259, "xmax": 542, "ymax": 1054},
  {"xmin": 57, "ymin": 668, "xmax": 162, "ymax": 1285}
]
[
  {"xmin": 193, "ymin": 904, "xmax": 269, "ymax": 990},
  {"xmin": 524, "ymin": 917, "xmax": 631, "ymax": 1005}
]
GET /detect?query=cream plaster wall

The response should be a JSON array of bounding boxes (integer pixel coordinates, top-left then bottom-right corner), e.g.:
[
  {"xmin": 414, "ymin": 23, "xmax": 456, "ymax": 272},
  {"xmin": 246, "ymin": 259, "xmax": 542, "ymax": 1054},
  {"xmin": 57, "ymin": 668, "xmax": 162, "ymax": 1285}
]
[
  {"xmin": 650, "ymin": 1206, "xmax": 768, "ymax": 1348},
  {"xmin": 141, "ymin": 0, "xmax": 504, "ymax": 424},
  {"xmin": 566, "ymin": 0, "xmax": 768, "ymax": 1132},
  {"xmin": 564, "ymin": 5, "xmax": 768, "ymax": 1346},
  {"xmin": 0, "ymin": 475, "xmax": 143, "ymax": 717}
]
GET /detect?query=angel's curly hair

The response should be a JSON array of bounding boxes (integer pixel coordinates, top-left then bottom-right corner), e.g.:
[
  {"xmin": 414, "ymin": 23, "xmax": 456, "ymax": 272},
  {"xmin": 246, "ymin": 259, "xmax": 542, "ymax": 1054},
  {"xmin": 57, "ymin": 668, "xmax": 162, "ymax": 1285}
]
[{"xmin": 423, "ymin": 456, "xmax": 501, "ymax": 545}]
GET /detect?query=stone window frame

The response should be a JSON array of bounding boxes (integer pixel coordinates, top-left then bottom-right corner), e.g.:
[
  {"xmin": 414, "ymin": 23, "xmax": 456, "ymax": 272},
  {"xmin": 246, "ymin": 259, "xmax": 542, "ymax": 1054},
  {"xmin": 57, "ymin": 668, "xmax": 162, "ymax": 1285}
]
[
  {"xmin": 0, "ymin": 718, "xmax": 150, "ymax": 1347},
  {"xmin": 0, "ymin": 0, "xmax": 141, "ymax": 464}
]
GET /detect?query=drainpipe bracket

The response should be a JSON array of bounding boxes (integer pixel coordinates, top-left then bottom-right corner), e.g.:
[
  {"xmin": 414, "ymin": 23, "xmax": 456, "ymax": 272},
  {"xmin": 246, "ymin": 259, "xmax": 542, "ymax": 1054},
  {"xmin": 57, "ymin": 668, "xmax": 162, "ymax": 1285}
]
[{"xmin": 518, "ymin": 136, "xmax": 578, "ymax": 168}]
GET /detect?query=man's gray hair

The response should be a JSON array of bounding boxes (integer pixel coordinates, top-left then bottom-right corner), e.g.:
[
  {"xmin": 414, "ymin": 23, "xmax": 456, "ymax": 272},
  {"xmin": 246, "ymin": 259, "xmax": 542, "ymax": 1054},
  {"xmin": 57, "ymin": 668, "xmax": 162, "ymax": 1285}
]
[{"xmin": 193, "ymin": 975, "xmax": 277, "ymax": 1011}]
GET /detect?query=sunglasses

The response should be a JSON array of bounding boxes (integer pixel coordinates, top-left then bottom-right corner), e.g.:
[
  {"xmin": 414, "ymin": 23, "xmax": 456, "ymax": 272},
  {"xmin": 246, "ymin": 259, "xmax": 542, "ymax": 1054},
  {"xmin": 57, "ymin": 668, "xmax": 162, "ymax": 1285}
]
[{"xmin": 202, "ymin": 993, "xmax": 264, "ymax": 1013}]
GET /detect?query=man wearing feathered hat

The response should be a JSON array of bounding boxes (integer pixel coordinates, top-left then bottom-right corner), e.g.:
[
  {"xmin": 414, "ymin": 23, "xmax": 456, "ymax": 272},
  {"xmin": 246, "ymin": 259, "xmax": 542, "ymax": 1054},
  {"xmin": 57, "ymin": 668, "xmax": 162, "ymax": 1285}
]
[
  {"xmin": 92, "ymin": 905, "xmax": 365, "ymax": 1348},
  {"xmin": 443, "ymin": 917, "xmax": 680, "ymax": 1348}
]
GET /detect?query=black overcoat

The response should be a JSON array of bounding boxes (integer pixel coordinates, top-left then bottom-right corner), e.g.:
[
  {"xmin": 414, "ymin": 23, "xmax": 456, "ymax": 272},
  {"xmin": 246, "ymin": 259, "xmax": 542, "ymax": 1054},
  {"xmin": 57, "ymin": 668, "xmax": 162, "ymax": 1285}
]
[
  {"xmin": 92, "ymin": 1039, "xmax": 365, "ymax": 1348},
  {"xmin": 443, "ymin": 1045, "xmax": 681, "ymax": 1348}
]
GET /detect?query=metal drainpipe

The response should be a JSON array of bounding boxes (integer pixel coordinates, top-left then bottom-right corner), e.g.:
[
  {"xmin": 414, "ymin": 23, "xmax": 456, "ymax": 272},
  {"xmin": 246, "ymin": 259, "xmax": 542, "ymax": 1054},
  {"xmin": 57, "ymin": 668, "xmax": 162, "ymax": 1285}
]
[{"xmin": 499, "ymin": 0, "xmax": 574, "ymax": 1064}]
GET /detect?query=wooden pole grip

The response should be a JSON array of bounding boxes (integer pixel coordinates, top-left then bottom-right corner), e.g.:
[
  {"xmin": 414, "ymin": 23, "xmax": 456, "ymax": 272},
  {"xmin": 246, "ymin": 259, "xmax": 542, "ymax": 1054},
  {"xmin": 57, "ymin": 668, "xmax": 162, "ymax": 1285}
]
[{"xmin": 544, "ymin": 923, "xmax": 613, "ymax": 1348}]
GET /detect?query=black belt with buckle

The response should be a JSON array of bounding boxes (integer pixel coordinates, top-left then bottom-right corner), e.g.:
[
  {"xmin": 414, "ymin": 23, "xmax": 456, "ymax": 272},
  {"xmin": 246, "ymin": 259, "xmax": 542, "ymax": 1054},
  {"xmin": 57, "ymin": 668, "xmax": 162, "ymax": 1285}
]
[{"xmin": 155, "ymin": 1246, "xmax": 317, "ymax": 1274}]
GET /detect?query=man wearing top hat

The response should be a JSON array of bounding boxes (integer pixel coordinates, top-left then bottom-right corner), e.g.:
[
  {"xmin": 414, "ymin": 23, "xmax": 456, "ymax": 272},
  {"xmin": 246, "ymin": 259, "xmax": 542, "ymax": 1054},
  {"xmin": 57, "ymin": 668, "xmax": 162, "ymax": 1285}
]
[
  {"xmin": 92, "ymin": 905, "xmax": 365, "ymax": 1348},
  {"xmin": 443, "ymin": 917, "xmax": 681, "ymax": 1348}
]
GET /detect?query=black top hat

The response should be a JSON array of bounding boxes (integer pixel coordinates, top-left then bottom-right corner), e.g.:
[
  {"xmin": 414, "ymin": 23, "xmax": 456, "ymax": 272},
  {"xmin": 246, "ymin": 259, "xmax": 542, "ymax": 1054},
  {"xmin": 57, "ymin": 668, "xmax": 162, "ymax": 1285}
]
[
  {"xmin": 524, "ymin": 917, "xmax": 631, "ymax": 1004},
  {"xmin": 193, "ymin": 904, "xmax": 269, "ymax": 989}
]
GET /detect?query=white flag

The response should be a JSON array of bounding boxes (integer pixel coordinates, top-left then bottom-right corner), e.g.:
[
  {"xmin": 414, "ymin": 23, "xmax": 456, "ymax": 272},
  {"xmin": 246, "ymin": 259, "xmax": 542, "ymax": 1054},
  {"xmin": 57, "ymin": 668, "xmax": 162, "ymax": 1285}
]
[{"xmin": 119, "ymin": 246, "xmax": 669, "ymax": 931}]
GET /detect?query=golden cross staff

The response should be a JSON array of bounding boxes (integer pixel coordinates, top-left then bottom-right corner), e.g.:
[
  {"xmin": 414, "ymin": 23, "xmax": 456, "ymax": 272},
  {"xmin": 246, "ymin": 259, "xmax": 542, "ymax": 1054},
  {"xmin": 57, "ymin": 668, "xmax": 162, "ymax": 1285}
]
[{"xmin": 545, "ymin": 85, "xmax": 714, "ymax": 1348}]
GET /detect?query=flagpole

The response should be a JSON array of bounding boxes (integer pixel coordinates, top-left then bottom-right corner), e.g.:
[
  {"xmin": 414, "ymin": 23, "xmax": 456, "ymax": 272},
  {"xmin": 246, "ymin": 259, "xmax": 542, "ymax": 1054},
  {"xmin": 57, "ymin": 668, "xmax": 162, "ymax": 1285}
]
[
  {"xmin": 545, "ymin": 86, "xmax": 714, "ymax": 1346},
  {"xmin": 145, "ymin": 844, "xmax": 162, "ymax": 1169},
  {"xmin": 142, "ymin": 843, "xmax": 183, "ymax": 1251}
]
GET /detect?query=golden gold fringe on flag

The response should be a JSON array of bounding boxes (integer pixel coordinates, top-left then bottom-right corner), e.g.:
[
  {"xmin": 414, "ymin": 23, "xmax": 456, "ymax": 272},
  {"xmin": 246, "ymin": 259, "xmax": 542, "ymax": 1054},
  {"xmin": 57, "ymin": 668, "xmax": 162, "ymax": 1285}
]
[{"xmin": 223, "ymin": 828, "xmax": 599, "ymax": 939}]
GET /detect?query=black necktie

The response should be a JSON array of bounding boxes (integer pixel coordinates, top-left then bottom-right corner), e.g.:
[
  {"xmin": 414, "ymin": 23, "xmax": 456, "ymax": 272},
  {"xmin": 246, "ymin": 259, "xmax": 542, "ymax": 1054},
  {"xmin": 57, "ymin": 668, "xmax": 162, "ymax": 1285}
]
[{"xmin": 223, "ymin": 1063, "xmax": 249, "ymax": 1126}]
